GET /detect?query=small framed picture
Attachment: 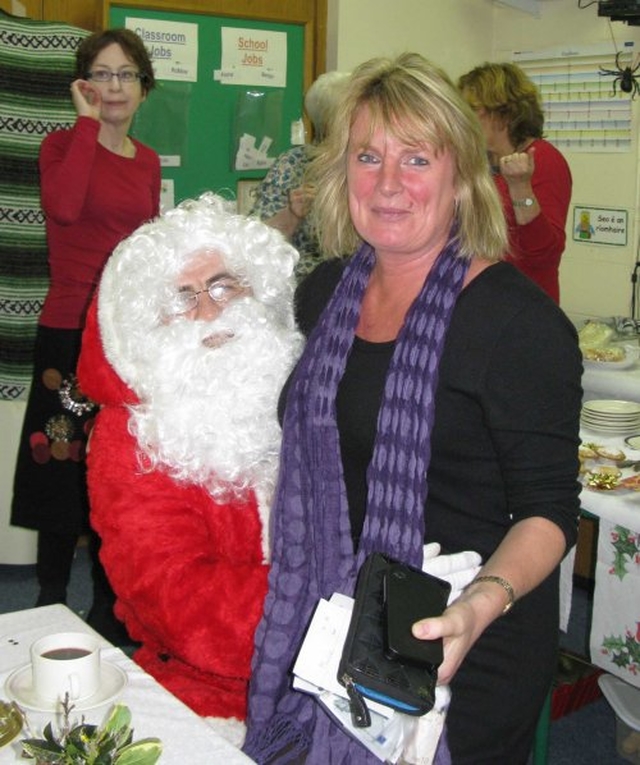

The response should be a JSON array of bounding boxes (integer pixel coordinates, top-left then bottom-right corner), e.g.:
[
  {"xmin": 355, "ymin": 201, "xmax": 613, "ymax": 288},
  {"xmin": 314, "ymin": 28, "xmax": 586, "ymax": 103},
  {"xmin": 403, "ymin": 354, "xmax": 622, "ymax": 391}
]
[{"xmin": 236, "ymin": 179, "xmax": 262, "ymax": 215}]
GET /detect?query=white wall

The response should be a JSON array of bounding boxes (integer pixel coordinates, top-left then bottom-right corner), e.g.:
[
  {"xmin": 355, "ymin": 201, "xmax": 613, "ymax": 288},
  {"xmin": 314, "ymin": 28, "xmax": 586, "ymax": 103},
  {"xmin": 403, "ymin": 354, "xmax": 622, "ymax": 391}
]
[
  {"xmin": 327, "ymin": 0, "xmax": 494, "ymax": 78},
  {"xmin": 0, "ymin": 401, "xmax": 37, "ymax": 564},
  {"xmin": 492, "ymin": 0, "xmax": 640, "ymax": 324},
  {"xmin": 329, "ymin": 0, "xmax": 640, "ymax": 325}
]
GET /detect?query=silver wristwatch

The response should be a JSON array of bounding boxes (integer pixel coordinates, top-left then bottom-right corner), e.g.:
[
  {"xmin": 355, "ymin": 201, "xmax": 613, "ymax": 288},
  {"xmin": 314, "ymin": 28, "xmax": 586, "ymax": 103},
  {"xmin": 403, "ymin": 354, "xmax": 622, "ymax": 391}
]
[{"xmin": 512, "ymin": 197, "xmax": 535, "ymax": 208}]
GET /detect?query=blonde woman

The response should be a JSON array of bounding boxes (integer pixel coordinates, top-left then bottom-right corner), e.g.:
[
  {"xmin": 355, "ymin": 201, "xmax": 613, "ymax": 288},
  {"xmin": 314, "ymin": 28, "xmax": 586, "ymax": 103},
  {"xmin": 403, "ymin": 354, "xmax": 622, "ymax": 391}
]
[{"xmin": 244, "ymin": 54, "xmax": 581, "ymax": 764}]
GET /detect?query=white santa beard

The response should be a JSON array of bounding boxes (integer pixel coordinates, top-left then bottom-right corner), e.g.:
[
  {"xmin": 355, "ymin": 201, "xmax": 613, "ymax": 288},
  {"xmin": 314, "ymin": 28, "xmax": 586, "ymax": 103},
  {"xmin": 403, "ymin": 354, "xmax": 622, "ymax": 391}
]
[{"xmin": 127, "ymin": 299, "xmax": 301, "ymax": 499}]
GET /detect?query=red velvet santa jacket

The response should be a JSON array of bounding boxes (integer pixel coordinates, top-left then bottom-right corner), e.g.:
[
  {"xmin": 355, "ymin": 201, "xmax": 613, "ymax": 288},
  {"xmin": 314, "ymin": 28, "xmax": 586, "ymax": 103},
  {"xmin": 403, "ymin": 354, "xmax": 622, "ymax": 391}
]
[{"xmin": 77, "ymin": 298, "xmax": 269, "ymax": 721}]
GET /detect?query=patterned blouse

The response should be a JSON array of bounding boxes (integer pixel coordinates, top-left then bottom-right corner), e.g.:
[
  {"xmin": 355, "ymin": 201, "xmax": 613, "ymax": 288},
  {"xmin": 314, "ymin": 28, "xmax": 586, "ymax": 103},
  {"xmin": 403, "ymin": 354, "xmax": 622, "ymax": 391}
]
[{"xmin": 249, "ymin": 145, "xmax": 321, "ymax": 279}]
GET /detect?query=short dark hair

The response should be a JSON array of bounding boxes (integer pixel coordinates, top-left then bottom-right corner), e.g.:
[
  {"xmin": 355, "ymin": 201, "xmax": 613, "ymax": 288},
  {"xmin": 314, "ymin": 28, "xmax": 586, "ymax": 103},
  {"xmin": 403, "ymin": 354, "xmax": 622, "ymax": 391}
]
[{"xmin": 75, "ymin": 28, "xmax": 155, "ymax": 94}]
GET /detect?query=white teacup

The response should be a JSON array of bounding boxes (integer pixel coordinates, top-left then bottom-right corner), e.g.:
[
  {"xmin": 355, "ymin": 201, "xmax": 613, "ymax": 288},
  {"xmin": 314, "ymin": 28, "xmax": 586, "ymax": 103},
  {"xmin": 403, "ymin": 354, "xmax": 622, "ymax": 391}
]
[{"xmin": 31, "ymin": 632, "xmax": 101, "ymax": 702}]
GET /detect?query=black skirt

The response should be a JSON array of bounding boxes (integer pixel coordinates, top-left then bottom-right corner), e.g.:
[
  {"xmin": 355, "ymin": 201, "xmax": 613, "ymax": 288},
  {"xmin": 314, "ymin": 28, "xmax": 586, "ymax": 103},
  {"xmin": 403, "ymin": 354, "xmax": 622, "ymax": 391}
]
[{"xmin": 11, "ymin": 324, "xmax": 97, "ymax": 535}]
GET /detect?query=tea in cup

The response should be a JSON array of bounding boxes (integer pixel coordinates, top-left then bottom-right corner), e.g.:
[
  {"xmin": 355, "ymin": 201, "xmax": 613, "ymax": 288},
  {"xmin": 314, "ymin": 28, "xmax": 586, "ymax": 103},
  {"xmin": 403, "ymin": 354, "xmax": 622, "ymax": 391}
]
[{"xmin": 31, "ymin": 632, "xmax": 101, "ymax": 702}]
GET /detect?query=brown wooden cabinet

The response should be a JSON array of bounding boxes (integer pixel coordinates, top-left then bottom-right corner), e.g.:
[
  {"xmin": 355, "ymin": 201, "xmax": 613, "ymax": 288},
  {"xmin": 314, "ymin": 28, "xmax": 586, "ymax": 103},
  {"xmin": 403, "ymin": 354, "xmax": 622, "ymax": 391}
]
[
  {"xmin": 0, "ymin": 0, "xmax": 98, "ymax": 28},
  {"xmin": 43, "ymin": 1, "xmax": 100, "ymax": 29},
  {"xmin": 574, "ymin": 515, "xmax": 597, "ymax": 583}
]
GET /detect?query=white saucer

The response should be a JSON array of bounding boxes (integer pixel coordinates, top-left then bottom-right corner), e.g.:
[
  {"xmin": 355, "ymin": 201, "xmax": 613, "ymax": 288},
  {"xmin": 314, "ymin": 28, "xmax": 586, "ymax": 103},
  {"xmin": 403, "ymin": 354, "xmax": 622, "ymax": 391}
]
[
  {"xmin": 583, "ymin": 399, "xmax": 640, "ymax": 416},
  {"xmin": 4, "ymin": 660, "xmax": 127, "ymax": 713}
]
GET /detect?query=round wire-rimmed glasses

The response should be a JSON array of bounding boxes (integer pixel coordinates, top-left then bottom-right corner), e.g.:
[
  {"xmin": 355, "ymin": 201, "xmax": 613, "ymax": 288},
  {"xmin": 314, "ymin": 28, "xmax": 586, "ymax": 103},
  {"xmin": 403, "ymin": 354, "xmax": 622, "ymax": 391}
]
[{"xmin": 167, "ymin": 278, "xmax": 250, "ymax": 316}]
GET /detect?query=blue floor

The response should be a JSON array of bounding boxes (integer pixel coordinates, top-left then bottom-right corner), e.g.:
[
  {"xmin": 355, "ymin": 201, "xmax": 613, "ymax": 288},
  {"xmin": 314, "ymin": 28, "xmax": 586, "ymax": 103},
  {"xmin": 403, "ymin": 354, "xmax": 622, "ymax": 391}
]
[{"xmin": 0, "ymin": 547, "xmax": 631, "ymax": 763}]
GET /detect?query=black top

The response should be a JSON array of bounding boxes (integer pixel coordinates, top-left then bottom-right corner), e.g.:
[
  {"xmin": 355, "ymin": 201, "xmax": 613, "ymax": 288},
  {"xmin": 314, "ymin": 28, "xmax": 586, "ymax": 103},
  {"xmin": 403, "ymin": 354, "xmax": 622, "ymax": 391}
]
[
  {"xmin": 291, "ymin": 257, "xmax": 583, "ymax": 763},
  {"xmin": 294, "ymin": 258, "xmax": 582, "ymax": 558}
]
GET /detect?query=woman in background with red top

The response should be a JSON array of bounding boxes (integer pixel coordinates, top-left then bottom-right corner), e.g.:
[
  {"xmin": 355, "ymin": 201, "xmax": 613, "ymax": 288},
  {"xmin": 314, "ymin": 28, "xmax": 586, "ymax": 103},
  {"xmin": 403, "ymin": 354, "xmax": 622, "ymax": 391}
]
[
  {"xmin": 11, "ymin": 28, "xmax": 160, "ymax": 643},
  {"xmin": 459, "ymin": 62, "xmax": 571, "ymax": 304}
]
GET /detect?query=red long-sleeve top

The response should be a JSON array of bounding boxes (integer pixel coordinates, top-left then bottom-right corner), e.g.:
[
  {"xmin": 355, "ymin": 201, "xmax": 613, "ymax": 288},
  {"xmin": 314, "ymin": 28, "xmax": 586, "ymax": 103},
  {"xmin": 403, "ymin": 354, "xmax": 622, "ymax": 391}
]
[
  {"xmin": 494, "ymin": 138, "xmax": 572, "ymax": 304},
  {"xmin": 39, "ymin": 117, "xmax": 161, "ymax": 328}
]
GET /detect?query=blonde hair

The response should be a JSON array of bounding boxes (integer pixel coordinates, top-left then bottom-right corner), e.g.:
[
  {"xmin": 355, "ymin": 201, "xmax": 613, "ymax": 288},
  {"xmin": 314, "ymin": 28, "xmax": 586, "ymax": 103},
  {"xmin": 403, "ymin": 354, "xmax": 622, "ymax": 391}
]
[
  {"xmin": 310, "ymin": 53, "xmax": 507, "ymax": 261},
  {"xmin": 458, "ymin": 62, "xmax": 544, "ymax": 148}
]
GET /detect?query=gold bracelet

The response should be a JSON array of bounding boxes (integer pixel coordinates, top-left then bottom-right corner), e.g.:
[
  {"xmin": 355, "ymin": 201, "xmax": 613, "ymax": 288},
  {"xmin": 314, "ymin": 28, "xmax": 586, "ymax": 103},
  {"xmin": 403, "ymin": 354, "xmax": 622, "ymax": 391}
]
[{"xmin": 472, "ymin": 575, "xmax": 515, "ymax": 615}]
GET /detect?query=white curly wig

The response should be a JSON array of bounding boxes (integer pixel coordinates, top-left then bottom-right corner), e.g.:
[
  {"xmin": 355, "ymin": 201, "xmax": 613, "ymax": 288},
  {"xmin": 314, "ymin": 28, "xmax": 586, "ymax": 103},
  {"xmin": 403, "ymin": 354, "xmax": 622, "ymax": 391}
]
[
  {"xmin": 98, "ymin": 192, "xmax": 300, "ymax": 393},
  {"xmin": 96, "ymin": 192, "xmax": 303, "ymax": 502}
]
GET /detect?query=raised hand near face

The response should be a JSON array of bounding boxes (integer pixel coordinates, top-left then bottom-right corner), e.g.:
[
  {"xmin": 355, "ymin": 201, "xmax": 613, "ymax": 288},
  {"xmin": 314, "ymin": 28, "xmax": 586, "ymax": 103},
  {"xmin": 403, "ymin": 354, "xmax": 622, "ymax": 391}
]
[
  {"xmin": 288, "ymin": 184, "xmax": 315, "ymax": 221},
  {"xmin": 70, "ymin": 79, "xmax": 102, "ymax": 121},
  {"xmin": 499, "ymin": 146, "xmax": 535, "ymax": 186}
]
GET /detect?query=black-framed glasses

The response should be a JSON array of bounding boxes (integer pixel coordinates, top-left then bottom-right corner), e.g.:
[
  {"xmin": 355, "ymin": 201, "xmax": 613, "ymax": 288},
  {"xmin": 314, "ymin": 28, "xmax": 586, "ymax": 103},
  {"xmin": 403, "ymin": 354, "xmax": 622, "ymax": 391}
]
[
  {"xmin": 86, "ymin": 69, "xmax": 142, "ymax": 84},
  {"xmin": 167, "ymin": 277, "xmax": 251, "ymax": 316}
]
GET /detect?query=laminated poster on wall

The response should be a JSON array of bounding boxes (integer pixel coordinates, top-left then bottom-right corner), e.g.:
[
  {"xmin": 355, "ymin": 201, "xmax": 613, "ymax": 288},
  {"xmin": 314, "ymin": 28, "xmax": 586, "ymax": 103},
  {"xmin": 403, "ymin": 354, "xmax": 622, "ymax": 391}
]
[
  {"xmin": 217, "ymin": 27, "xmax": 287, "ymax": 88},
  {"xmin": 125, "ymin": 17, "xmax": 199, "ymax": 82},
  {"xmin": 572, "ymin": 205, "xmax": 628, "ymax": 247}
]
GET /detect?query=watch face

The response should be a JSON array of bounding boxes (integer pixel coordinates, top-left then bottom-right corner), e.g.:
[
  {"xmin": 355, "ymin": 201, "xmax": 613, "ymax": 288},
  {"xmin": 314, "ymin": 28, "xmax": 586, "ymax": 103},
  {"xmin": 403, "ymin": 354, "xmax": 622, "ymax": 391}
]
[{"xmin": 513, "ymin": 197, "xmax": 535, "ymax": 208}]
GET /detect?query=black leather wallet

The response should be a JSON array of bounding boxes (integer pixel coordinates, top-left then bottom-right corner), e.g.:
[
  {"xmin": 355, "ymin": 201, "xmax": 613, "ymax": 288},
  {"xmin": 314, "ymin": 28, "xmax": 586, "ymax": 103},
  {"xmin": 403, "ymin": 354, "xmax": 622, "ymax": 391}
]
[{"xmin": 337, "ymin": 552, "xmax": 440, "ymax": 728}]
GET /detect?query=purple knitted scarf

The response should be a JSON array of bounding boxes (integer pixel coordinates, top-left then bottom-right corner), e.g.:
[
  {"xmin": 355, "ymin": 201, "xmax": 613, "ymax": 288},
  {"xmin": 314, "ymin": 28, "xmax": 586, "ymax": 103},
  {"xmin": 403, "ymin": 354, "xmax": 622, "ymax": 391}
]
[{"xmin": 244, "ymin": 236, "xmax": 469, "ymax": 764}]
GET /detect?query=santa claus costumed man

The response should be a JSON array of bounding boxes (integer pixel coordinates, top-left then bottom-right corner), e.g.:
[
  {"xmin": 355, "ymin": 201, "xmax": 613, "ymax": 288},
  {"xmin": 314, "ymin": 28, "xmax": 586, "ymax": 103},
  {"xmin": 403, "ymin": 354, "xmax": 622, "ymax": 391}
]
[{"xmin": 77, "ymin": 192, "xmax": 303, "ymax": 745}]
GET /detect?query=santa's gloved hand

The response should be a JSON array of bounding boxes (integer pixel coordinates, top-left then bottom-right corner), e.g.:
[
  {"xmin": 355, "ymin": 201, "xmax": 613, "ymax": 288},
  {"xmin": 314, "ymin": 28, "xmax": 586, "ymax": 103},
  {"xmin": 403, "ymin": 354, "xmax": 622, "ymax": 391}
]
[
  {"xmin": 434, "ymin": 682, "xmax": 451, "ymax": 712},
  {"xmin": 422, "ymin": 542, "xmax": 482, "ymax": 605},
  {"xmin": 401, "ymin": 683, "xmax": 451, "ymax": 764}
]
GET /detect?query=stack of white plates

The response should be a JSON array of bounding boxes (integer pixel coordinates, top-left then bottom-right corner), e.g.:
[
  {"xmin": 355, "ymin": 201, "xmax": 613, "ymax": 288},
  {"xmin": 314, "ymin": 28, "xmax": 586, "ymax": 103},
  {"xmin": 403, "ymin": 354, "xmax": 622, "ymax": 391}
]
[{"xmin": 581, "ymin": 399, "xmax": 640, "ymax": 434}]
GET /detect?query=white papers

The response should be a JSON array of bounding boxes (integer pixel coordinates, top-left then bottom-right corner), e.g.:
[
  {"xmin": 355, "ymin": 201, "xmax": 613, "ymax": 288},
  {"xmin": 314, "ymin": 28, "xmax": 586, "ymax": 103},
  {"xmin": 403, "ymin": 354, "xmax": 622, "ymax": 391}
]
[
  {"xmin": 292, "ymin": 594, "xmax": 390, "ymax": 717},
  {"xmin": 292, "ymin": 594, "xmax": 403, "ymax": 762},
  {"xmin": 234, "ymin": 133, "xmax": 274, "ymax": 171},
  {"xmin": 292, "ymin": 595, "xmax": 352, "ymax": 699},
  {"xmin": 318, "ymin": 690, "xmax": 405, "ymax": 763}
]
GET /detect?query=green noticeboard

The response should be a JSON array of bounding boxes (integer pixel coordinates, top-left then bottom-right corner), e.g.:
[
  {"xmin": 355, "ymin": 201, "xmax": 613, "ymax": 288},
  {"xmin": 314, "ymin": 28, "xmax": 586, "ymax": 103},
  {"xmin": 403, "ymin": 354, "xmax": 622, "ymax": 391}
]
[{"xmin": 109, "ymin": 6, "xmax": 305, "ymax": 208}]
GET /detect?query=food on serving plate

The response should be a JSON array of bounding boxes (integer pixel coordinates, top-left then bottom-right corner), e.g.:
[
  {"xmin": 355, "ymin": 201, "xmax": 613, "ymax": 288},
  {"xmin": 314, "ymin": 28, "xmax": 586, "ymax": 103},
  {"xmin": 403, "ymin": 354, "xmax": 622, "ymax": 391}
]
[
  {"xmin": 578, "ymin": 442, "xmax": 626, "ymax": 461},
  {"xmin": 579, "ymin": 443, "xmax": 599, "ymax": 460},
  {"xmin": 582, "ymin": 346, "xmax": 626, "ymax": 363},
  {"xmin": 578, "ymin": 320, "xmax": 614, "ymax": 349},
  {"xmin": 595, "ymin": 446, "xmax": 626, "ymax": 461},
  {"xmin": 616, "ymin": 458, "xmax": 640, "ymax": 471},
  {"xmin": 619, "ymin": 474, "xmax": 640, "ymax": 491},
  {"xmin": 593, "ymin": 465, "xmax": 622, "ymax": 477}
]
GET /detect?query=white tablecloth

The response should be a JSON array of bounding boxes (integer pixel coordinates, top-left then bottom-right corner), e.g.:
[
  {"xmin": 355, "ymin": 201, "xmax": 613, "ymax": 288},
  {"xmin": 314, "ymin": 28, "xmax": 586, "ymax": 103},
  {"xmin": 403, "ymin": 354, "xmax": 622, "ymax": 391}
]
[
  {"xmin": 579, "ymin": 431, "xmax": 640, "ymax": 690},
  {"xmin": 0, "ymin": 605, "xmax": 255, "ymax": 763}
]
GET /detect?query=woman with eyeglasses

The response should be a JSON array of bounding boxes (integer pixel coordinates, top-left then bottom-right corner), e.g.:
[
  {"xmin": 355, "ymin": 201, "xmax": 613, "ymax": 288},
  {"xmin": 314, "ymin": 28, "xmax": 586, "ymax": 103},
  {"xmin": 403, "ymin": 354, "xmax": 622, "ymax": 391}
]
[{"xmin": 11, "ymin": 29, "xmax": 160, "ymax": 645}]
